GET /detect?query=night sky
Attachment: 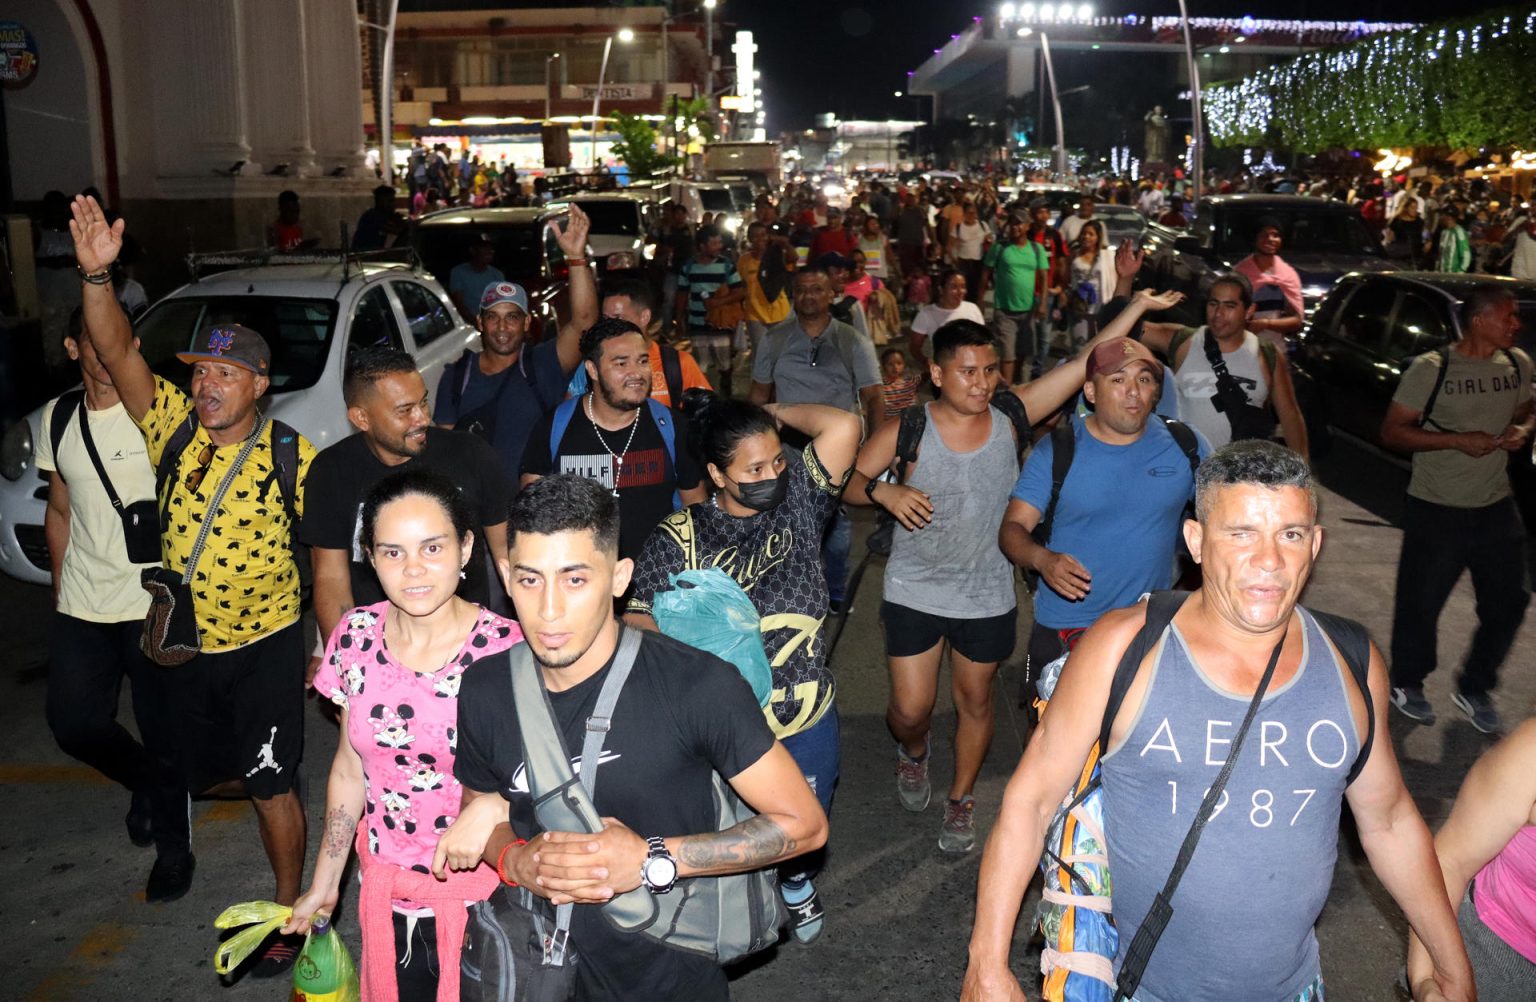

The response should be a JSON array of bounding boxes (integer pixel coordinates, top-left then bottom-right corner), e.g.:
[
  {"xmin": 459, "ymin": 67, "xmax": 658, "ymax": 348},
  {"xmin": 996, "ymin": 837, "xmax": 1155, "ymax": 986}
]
[{"xmin": 731, "ymin": 0, "xmax": 1517, "ymax": 131}]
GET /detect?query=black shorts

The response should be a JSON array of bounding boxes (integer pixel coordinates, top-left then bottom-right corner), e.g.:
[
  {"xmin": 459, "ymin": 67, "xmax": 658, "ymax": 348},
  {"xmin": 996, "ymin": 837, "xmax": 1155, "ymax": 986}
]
[
  {"xmin": 172, "ymin": 620, "xmax": 305, "ymax": 799},
  {"xmin": 881, "ymin": 601, "xmax": 1018, "ymax": 664}
]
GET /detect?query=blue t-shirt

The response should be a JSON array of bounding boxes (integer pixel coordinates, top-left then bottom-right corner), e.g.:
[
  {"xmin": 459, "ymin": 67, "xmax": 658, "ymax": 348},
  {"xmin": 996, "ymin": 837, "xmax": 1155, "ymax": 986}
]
[
  {"xmin": 1013, "ymin": 416, "xmax": 1210, "ymax": 629},
  {"xmin": 432, "ymin": 340, "xmax": 567, "ymax": 480}
]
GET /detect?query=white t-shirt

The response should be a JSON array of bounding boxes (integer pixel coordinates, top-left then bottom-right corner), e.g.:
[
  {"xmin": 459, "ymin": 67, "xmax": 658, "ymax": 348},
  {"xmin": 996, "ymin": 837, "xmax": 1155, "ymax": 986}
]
[
  {"xmin": 1513, "ymin": 229, "xmax": 1536, "ymax": 282},
  {"xmin": 1173, "ymin": 328, "xmax": 1272, "ymax": 451},
  {"xmin": 911, "ymin": 301, "xmax": 986, "ymax": 357},
  {"xmin": 36, "ymin": 396, "xmax": 157, "ymax": 621},
  {"xmin": 950, "ymin": 221, "xmax": 988, "ymax": 261}
]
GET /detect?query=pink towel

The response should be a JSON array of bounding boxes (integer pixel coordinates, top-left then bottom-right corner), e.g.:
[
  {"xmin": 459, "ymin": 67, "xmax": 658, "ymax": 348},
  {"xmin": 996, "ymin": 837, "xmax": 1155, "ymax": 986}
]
[{"xmin": 354, "ymin": 825, "xmax": 501, "ymax": 1002}]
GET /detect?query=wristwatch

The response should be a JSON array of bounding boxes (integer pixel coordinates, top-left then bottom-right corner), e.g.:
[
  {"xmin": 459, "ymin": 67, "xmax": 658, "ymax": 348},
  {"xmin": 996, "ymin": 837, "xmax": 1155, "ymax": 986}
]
[{"xmin": 640, "ymin": 836, "xmax": 678, "ymax": 895}]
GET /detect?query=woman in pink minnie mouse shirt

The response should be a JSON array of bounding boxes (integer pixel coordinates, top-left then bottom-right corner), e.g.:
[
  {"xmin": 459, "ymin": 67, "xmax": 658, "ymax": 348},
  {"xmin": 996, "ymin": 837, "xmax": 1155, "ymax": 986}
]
[{"xmin": 285, "ymin": 470, "xmax": 521, "ymax": 1001}]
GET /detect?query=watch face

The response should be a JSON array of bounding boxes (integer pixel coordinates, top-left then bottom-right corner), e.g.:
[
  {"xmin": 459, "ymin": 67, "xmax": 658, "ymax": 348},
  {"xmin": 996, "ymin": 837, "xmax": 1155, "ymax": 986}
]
[{"xmin": 645, "ymin": 855, "xmax": 678, "ymax": 887}]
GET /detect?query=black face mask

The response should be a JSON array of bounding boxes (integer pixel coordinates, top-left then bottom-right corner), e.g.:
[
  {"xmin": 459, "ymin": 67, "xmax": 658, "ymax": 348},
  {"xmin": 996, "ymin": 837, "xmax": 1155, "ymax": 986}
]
[{"xmin": 730, "ymin": 468, "xmax": 789, "ymax": 512}]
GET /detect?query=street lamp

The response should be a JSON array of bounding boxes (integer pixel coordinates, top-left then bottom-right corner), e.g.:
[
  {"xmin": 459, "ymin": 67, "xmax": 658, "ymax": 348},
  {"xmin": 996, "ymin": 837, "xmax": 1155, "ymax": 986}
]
[
  {"xmin": 545, "ymin": 52, "xmax": 561, "ymax": 122},
  {"xmin": 1038, "ymin": 32, "xmax": 1066, "ymax": 176},
  {"xmin": 1177, "ymin": 0, "xmax": 1204, "ymax": 198},
  {"xmin": 591, "ymin": 28, "xmax": 635, "ymax": 170}
]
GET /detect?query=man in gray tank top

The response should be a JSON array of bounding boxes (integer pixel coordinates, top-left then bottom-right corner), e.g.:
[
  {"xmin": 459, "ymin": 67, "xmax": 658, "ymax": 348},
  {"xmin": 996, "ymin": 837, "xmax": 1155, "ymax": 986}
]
[
  {"xmin": 961, "ymin": 441, "xmax": 1474, "ymax": 1002},
  {"xmin": 846, "ymin": 289, "xmax": 1184, "ymax": 854}
]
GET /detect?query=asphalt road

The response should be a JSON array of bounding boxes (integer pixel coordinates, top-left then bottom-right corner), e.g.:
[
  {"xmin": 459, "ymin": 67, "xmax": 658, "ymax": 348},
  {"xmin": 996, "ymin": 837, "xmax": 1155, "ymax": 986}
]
[{"xmin": 3, "ymin": 435, "xmax": 1532, "ymax": 1001}]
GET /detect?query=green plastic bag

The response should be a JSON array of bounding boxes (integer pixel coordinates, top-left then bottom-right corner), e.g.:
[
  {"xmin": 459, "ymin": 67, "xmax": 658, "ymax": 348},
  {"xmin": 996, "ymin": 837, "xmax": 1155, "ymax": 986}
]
[
  {"xmin": 652, "ymin": 567, "xmax": 773, "ymax": 706},
  {"xmin": 213, "ymin": 900, "xmax": 292, "ymax": 975}
]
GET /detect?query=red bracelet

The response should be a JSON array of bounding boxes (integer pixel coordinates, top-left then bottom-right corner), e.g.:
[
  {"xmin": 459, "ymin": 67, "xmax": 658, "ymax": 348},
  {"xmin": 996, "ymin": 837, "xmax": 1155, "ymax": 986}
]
[{"xmin": 496, "ymin": 839, "xmax": 529, "ymax": 886}]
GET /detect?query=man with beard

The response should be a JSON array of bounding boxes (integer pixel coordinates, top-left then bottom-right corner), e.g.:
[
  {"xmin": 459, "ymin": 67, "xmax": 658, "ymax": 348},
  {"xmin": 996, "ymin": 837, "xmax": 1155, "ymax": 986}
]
[
  {"xmin": 443, "ymin": 475, "xmax": 827, "ymax": 1001},
  {"xmin": 521, "ymin": 317, "xmax": 708, "ymax": 561},
  {"xmin": 433, "ymin": 205, "xmax": 595, "ymax": 481},
  {"xmin": 69, "ymin": 194, "xmax": 316, "ymax": 976},
  {"xmin": 301, "ymin": 347, "xmax": 514, "ymax": 677}
]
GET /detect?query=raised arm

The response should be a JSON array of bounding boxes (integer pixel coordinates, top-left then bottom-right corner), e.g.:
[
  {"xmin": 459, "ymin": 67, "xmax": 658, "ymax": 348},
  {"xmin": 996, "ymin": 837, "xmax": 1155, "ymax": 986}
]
[
  {"xmin": 960, "ymin": 607, "xmax": 1142, "ymax": 1001},
  {"xmin": 555, "ymin": 205, "xmax": 595, "ymax": 375},
  {"xmin": 1407, "ymin": 718, "xmax": 1536, "ymax": 999},
  {"xmin": 1345, "ymin": 645, "xmax": 1475, "ymax": 1002},
  {"xmin": 1013, "ymin": 288, "xmax": 1185, "ymax": 420},
  {"xmin": 767, "ymin": 402, "xmax": 862, "ymax": 484},
  {"xmin": 69, "ymin": 196, "xmax": 155, "ymax": 421}
]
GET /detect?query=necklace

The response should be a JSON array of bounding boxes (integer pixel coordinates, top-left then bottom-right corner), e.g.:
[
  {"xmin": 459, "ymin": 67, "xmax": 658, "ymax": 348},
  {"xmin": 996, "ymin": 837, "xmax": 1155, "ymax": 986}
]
[{"xmin": 585, "ymin": 393, "xmax": 641, "ymax": 497}]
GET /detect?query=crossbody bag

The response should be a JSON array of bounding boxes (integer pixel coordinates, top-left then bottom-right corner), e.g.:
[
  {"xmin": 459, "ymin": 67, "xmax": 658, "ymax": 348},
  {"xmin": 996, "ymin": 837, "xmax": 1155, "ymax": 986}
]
[
  {"xmin": 1201, "ymin": 329, "xmax": 1277, "ymax": 442},
  {"xmin": 139, "ymin": 418, "xmax": 266, "ymax": 667},
  {"xmin": 52, "ymin": 391, "xmax": 162, "ymax": 564}
]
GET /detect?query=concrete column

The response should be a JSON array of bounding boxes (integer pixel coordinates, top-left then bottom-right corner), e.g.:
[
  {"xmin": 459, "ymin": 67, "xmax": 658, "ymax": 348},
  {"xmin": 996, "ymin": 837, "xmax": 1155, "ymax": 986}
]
[
  {"xmin": 1005, "ymin": 44, "xmax": 1037, "ymax": 97},
  {"xmin": 242, "ymin": 0, "xmax": 317, "ymax": 176},
  {"xmin": 151, "ymin": 0, "xmax": 254, "ymax": 175},
  {"xmin": 304, "ymin": 0, "xmax": 367, "ymax": 174}
]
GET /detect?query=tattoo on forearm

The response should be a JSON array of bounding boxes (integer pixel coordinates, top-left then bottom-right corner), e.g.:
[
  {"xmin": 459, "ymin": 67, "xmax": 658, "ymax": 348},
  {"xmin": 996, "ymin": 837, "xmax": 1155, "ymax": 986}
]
[
  {"xmin": 677, "ymin": 816, "xmax": 797, "ymax": 873},
  {"xmin": 324, "ymin": 807, "xmax": 355, "ymax": 860}
]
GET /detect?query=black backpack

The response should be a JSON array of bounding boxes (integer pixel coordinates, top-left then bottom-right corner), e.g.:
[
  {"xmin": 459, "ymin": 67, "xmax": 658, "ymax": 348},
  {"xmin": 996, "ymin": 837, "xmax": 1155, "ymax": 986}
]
[{"xmin": 865, "ymin": 391, "xmax": 1033, "ymax": 557}]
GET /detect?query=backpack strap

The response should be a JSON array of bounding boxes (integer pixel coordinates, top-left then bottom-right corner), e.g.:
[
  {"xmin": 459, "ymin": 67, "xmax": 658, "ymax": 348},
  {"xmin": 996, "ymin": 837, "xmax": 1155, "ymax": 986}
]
[
  {"xmin": 1033, "ymin": 420, "xmax": 1078, "ymax": 548},
  {"xmin": 154, "ymin": 413, "xmax": 201, "ymax": 528},
  {"xmin": 1306, "ymin": 608, "xmax": 1376, "ymax": 786},
  {"xmin": 659, "ymin": 343, "xmax": 685, "ymax": 409},
  {"xmin": 269, "ymin": 419, "xmax": 304, "ymax": 567},
  {"xmin": 1256, "ymin": 336, "xmax": 1279, "ymax": 381},
  {"xmin": 989, "ymin": 390, "xmax": 1033, "ymax": 467},
  {"xmin": 891, "ymin": 404, "xmax": 928, "ymax": 484},
  {"xmin": 578, "ymin": 626, "xmax": 645, "ymax": 803},
  {"xmin": 644, "ymin": 398, "xmax": 682, "ymax": 510},
  {"xmin": 547, "ymin": 396, "xmax": 582, "ymax": 459},
  {"xmin": 449, "ymin": 349, "xmax": 475, "ymax": 412},
  {"xmin": 47, "ymin": 389, "xmax": 87, "ymax": 482},
  {"xmin": 1158, "ymin": 417, "xmax": 1202, "ymax": 479},
  {"xmin": 1418, "ymin": 346, "xmax": 1453, "ymax": 429},
  {"xmin": 1098, "ymin": 590, "xmax": 1191, "ymax": 754}
]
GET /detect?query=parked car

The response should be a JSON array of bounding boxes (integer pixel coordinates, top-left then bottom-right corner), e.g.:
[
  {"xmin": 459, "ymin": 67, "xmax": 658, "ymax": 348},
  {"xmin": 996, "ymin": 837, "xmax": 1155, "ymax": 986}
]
[
  {"xmin": 668, "ymin": 180, "xmax": 746, "ymax": 230},
  {"xmin": 544, "ymin": 192, "xmax": 658, "ymax": 282},
  {"xmin": 0, "ymin": 256, "xmax": 477, "ymax": 586},
  {"xmin": 1012, "ymin": 183, "xmax": 1083, "ymax": 216},
  {"xmin": 1137, "ymin": 194, "xmax": 1393, "ymax": 327},
  {"xmin": 1290, "ymin": 271, "xmax": 1536, "ymax": 462},
  {"xmin": 412, "ymin": 205, "xmax": 572, "ymax": 329},
  {"xmin": 1062, "ymin": 203, "xmax": 1146, "ymax": 248}
]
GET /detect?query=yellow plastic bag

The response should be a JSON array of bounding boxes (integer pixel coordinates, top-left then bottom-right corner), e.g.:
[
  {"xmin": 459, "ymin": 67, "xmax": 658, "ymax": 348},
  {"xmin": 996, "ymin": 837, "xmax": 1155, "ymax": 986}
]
[{"xmin": 213, "ymin": 900, "xmax": 293, "ymax": 975}]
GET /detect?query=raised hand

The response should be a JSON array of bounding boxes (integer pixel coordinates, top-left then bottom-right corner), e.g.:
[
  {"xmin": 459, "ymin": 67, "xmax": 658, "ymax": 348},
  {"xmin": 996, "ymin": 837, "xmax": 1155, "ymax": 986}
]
[
  {"xmin": 69, "ymin": 194, "xmax": 125, "ymax": 274},
  {"xmin": 1114, "ymin": 237, "xmax": 1144, "ymax": 280},
  {"xmin": 556, "ymin": 203, "xmax": 592, "ymax": 259},
  {"xmin": 1134, "ymin": 287, "xmax": 1186, "ymax": 312}
]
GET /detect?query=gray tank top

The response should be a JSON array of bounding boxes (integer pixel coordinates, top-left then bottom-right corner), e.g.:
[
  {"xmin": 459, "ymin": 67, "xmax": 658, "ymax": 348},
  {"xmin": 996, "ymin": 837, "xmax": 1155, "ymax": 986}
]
[
  {"xmin": 883, "ymin": 404, "xmax": 1018, "ymax": 618},
  {"xmin": 1099, "ymin": 608, "xmax": 1361, "ymax": 1001}
]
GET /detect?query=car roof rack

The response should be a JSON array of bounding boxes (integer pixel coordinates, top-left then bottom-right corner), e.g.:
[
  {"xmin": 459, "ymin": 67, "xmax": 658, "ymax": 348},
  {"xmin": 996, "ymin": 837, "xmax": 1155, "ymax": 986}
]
[{"xmin": 186, "ymin": 223, "xmax": 420, "ymax": 281}]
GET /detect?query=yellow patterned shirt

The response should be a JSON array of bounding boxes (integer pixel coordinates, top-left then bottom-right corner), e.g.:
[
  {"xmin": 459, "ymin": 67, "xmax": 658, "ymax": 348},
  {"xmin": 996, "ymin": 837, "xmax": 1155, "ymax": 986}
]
[{"xmin": 135, "ymin": 377, "xmax": 315, "ymax": 651}]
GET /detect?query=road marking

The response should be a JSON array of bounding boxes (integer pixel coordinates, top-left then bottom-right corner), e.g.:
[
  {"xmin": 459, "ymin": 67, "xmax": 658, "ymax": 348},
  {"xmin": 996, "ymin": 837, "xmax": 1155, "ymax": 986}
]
[
  {"xmin": 195, "ymin": 799, "xmax": 250, "ymax": 829},
  {"xmin": 26, "ymin": 922, "xmax": 136, "ymax": 1001}
]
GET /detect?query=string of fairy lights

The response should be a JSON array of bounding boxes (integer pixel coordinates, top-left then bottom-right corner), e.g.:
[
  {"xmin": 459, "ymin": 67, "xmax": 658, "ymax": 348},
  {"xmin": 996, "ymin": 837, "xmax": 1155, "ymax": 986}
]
[{"xmin": 1203, "ymin": 9, "xmax": 1536, "ymax": 152}]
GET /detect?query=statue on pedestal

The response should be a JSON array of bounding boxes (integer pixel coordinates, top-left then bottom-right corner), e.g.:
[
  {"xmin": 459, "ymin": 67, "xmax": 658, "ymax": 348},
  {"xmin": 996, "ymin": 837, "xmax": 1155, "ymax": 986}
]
[{"xmin": 1143, "ymin": 105, "xmax": 1170, "ymax": 166}]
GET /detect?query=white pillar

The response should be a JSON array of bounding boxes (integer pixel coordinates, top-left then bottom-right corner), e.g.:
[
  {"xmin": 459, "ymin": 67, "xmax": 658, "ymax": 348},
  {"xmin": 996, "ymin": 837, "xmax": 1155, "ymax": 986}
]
[
  {"xmin": 151, "ymin": 0, "xmax": 254, "ymax": 175},
  {"xmin": 242, "ymin": 0, "xmax": 317, "ymax": 176},
  {"xmin": 305, "ymin": 0, "xmax": 368, "ymax": 174}
]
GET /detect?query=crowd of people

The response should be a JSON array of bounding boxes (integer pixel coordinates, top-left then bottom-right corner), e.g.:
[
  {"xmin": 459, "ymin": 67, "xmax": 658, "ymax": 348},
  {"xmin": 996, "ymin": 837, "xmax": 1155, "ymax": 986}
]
[{"xmin": 34, "ymin": 165, "xmax": 1536, "ymax": 1002}]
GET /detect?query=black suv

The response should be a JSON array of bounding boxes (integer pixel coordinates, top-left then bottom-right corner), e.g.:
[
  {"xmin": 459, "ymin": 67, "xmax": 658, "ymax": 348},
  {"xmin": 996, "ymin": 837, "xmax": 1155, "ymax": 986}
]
[
  {"xmin": 1137, "ymin": 194, "xmax": 1393, "ymax": 327},
  {"xmin": 412, "ymin": 206, "xmax": 573, "ymax": 340}
]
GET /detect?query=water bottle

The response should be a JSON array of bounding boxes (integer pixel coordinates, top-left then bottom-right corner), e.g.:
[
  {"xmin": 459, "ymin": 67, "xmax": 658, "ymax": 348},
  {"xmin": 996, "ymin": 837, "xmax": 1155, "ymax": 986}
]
[{"xmin": 288, "ymin": 914, "xmax": 359, "ymax": 1002}]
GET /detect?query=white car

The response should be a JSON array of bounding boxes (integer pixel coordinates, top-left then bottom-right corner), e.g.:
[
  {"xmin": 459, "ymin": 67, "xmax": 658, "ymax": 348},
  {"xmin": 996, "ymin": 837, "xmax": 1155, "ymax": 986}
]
[
  {"xmin": 0, "ymin": 256, "xmax": 479, "ymax": 586},
  {"xmin": 545, "ymin": 192, "xmax": 659, "ymax": 278}
]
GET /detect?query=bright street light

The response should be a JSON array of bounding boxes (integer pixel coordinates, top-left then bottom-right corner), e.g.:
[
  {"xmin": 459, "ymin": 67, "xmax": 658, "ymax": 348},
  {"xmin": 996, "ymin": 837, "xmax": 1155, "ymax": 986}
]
[
  {"xmin": 894, "ymin": 90, "xmax": 903, "ymax": 97},
  {"xmin": 999, "ymin": 2, "xmax": 1016, "ymax": 16},
  {"xmin": 703, "ymin": 0, "xmax": 716, "ymax": 7},
  {"xmin": 618, "ymin": 27, "xmax": 635, "ymax": 42},
  {"xmin": 1076, "ymin": 4, "xmax": 1092, "ymax": 20}
]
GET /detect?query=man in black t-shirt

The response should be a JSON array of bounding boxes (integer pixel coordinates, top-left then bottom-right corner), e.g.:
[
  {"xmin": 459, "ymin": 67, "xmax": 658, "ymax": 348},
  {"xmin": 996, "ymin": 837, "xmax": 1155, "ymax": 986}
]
[
  {"xmin": 303, "ymin": 349, "xmax": 513, "ymax": 670},
  {"xmin": 439, "ymin": 476, "xmax": 827, "ymax": 1002},
  {"xmin": 521, "ymin": 317, "xmax": 707, "ymax": 561}
]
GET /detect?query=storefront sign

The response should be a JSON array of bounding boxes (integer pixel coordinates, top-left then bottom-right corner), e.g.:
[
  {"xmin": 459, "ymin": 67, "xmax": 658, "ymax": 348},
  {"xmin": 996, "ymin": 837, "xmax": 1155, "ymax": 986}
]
[
  {"xmin": 0, "ymin": 21, "xmax": 39, "ymax": 85},
  {"xmin": 561, "ymin": 83, "xmax": 652, "ymax": 101}
]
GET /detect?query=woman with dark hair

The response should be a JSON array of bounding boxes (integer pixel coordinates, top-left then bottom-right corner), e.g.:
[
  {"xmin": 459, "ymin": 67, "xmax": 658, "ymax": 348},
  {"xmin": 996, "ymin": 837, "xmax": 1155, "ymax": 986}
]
[
  {"xmin": 284, "ymin": 469, "xmax": 521, "ymax": 1001},
  {"xmin": 625, "ymin": 392, "xmax": 861, "ymax": 945},
  {"xmin": 1067, "ymin": 220, "xmax": 1115, "ymax": 350}
]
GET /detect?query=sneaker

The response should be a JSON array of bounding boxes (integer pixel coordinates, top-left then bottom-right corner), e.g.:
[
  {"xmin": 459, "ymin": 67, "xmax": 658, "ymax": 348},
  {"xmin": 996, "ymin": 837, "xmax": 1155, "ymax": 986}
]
[
  {"xmin": 939, "ymin": 796, "xmax": 977, "ymax": 853},
  {"xmin": 1390, "ymin": 686, "xmax": 1436, "ymax": 725},
  {"xmin": 896, "ymin": 744, "xmax": 931, "ymax": 813},
  {"xmin": 249, "ymin": 933, "xmax": 303, "ymax": 978},
  {"xmin": 1451, "ymin": 691, "xmax": 1504, "ymax": 735},
  {"xmin": 782, "ymin": 881, "xmax": 825, "ymax": 944},
  {"xmin": 125, "ymin": 790, "xmax": 154, "ymax": 849},
  {"xmin": 144, "ymin": 851, "xmax": 195, "ymax": 903}
]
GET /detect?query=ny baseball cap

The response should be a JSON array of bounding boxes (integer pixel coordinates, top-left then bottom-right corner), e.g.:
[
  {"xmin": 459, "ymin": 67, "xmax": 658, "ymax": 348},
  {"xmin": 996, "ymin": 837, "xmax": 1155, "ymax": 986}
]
[
  {"xmin": 1085, "ymin": 336, "xmax": 1163, "ymax": 382},
  {"xmin": 177, "ymin": 324, "xmax": 271, "ymax": 375},
  {"xmin": 480, "ymin": 281, "xmax": 529, "ymax": 314}
]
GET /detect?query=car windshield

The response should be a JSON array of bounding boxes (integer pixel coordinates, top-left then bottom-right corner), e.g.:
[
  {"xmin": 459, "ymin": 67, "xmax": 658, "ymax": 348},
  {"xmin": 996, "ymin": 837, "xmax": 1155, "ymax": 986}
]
[
  {"xmin": 699, "ymin": 189, "xmax": 735, "ymax": 211},
  {"xmin": 564, "ymin": 201, "xmax": 640, "ymax": 236},
  {"xmin": 133, "ymin": 296, "xmax": 339, "ymax": 392},
  {"xmin": 1217, "ymin": 208, "xmax": 1379, "ymax": 257},
  {"xmin": 414, "ymin": 224, "xmax": 544, "ymax": 290},
  {"xmin": 728, "ymin": 184, "xmax": 754, "ymax": 210}
]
